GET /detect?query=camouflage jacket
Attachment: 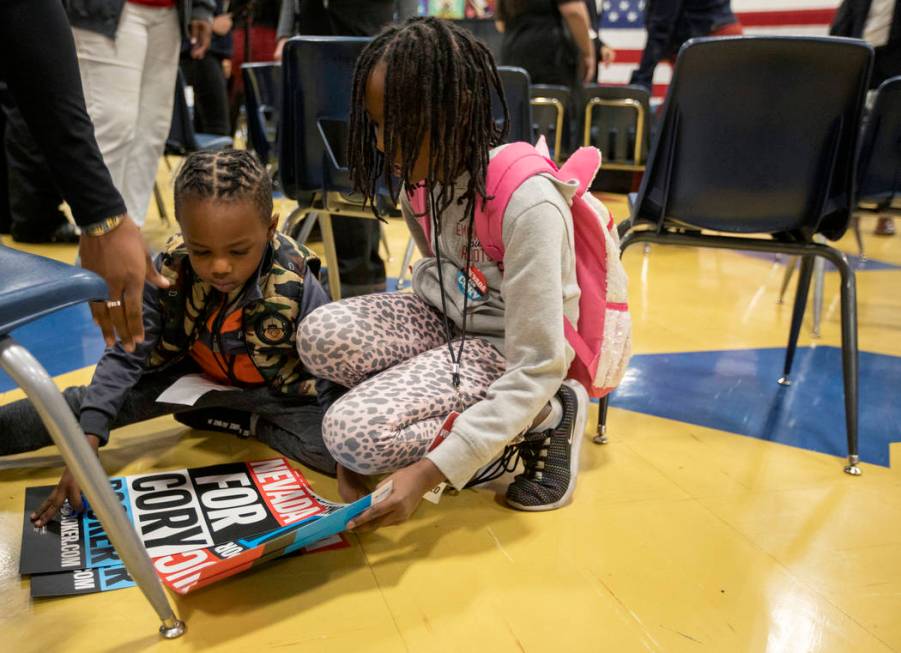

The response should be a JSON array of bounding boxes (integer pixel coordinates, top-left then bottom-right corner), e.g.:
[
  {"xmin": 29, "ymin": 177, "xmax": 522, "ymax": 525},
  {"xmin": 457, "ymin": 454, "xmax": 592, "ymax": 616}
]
[
  {"xmin": 147, "ymin": 233, "xmax": 323, "ymax": 396},
  {"xmin": 78, "ymin": 233, "xmax": 334, "ymax": 443}
]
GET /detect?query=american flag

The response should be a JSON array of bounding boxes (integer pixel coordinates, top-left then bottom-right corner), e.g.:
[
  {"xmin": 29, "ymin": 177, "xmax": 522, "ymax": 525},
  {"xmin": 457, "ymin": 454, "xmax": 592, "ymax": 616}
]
[{"xmin": 599, "ymin": 0, "xmax": 840, "ymax": 99}]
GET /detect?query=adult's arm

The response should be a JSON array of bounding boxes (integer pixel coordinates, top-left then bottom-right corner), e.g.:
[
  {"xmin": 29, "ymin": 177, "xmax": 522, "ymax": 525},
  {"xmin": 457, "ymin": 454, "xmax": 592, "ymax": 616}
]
[
  {"xmin": 0, "ymin": 0, "xmax": 170, "ymax": 351},
  {"xmin": 560, "ymin": 0, "xmax": 597, "ymax": 83}
]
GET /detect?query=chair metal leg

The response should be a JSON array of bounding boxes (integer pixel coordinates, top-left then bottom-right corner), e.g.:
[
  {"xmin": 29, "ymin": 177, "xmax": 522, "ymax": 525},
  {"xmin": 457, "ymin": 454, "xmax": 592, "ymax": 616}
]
[
  {"xmin": 380, "ymin": 224, "xmax": 392, "ymax": 261},
  {"xmin": 296, "ymin": 212, "xmax": 320, "ymax": 246},
  {"xmin": 777, "ymin": 257, "xmax": 797, "ymax": 304},
  {"xmin": 282, "ymin": 205, "xmax": 313, "ymax": 242},
  {"xmin": 593, "ymin": 395, "xmax": 610, "ymax": 444},
  {"xmin": 396, "ymin": 237, "xmax": 416, "ymax": 290},
  {"xmin": 780, "ymin": 255, "xmax": 814, "ymax": 386},
  {"xmin": 811, "ymin": 256, "xmax": 825, "ymax": 338},
  {"xmin": 153, "ymin": 182, "xmax": 169, "ymax": 226},
  {"xmin": 853, "ymin": 214, "xmax": 865, "ymax": 259},
  {"xmin": 831, "ymin": 252, "xmax": 861, "ymax": 475},
  {"xmin": 319, "ymin": 213, "xmax": 342, "ymax": 301},
  {"xmin": 0, "ymin": 337, "xmax": 185, "ymax": 639}
]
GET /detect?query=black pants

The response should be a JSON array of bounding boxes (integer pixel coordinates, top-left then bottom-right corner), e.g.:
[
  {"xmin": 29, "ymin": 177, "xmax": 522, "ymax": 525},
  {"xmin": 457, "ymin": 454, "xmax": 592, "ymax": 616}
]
[
  {"xmin": 0, "ymin": 360, "xmax": 337, "ymax": 476},
  {"xmin": 180, "ymin": 53, "xmax": 230, "ymax": 136},
  {"xmin": 1, "ymin": 89, "xmax": 69, "ymax": 241}
]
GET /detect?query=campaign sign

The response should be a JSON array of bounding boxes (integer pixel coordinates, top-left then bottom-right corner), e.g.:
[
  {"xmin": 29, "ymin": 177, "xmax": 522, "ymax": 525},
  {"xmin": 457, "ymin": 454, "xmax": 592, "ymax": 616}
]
[{"xmin": 20, "ymin": 458, "xmax": 325, "ymax": 576}]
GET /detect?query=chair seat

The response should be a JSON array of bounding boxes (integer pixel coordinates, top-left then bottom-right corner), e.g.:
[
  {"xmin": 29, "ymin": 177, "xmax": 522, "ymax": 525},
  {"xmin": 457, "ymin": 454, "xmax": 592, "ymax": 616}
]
[
  {"xmin": 0, "ymin": 245, "xmax": 107, "ymax": 335},
  {"xmin": 195, "ymin": 133, "xmax": 234, "ymax": 151}
]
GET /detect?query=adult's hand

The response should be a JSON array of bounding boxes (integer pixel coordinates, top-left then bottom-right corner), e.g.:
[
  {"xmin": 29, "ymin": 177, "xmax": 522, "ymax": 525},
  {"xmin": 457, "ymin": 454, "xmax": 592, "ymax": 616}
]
[
  {"xmin": 190, "ymin": 19, "xmax": 212, "ymax": 59},
  {"xmin": 600, "ymin": 45, "xmax": 616, "ymax": 67},
  {"xmin": 212, "ymin": 13, "xmax": 233, "ymax": 37},
  {"xmin": 31, "ymin": 435, "xmax": 101, "ymax": 527},
  {"xmin": 274, "ymin": 37, "xmax": 289, "ymax": 61},
  {"xmin": 347, "ymin": 458, "xmax": 446, "ymax": 532},
  {"xmin": 79, "ymin": 216, "xmax": 169, "ymax": 352}
]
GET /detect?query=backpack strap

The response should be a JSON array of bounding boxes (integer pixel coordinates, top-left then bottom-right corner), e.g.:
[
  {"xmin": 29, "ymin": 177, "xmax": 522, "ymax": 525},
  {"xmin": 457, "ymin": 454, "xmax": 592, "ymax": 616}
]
[{"xmin": 476, "ymin": 143, "xmax": 602, "ymax": 262}]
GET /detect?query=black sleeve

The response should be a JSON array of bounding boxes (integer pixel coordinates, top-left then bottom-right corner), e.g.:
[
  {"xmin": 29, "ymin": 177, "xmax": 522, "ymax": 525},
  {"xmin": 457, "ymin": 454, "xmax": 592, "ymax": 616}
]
[
  {"xmin": 0, "ymin": 0, "xmax": 127, "ymax": 226},
  {"xmin": 79, "ymin": 265, "xmax": 165, "ymax": 443}
]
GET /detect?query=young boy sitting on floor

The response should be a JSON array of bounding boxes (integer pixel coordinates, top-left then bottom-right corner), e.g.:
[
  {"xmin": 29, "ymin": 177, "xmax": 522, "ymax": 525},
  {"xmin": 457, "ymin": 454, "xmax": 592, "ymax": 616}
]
[{"xmin": 0, "ymin": 149, "xmax": 341, "ymax": 526}]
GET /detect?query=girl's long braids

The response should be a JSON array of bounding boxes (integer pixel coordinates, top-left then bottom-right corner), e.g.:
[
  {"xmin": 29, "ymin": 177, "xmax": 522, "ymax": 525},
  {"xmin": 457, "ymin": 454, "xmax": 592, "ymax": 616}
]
[
  {"xmin": 174, "ymin": 149, "xmax": 273, "ymax": 224},
  {"xmin": 348, "ymin": 17, "xmax": 510, "ymax": 392}
]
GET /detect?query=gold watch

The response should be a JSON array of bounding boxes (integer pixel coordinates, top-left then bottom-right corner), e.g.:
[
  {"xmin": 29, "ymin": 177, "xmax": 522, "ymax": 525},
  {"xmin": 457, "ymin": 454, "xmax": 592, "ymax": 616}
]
[{"xmin": 82, "ymin": 213, "xmax": 127, "ymax": 237}]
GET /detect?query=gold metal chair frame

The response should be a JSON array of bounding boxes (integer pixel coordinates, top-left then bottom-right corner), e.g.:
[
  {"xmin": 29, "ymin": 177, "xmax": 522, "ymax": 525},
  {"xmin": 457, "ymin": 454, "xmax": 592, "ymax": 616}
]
[{"xmin": 582, "ymin": 97, "xmax": 646, "ymax": 171}]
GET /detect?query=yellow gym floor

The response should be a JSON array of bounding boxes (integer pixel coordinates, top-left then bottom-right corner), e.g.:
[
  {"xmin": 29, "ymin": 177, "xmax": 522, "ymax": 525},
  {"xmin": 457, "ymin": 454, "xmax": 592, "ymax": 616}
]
[{"xmin": 1, "ymin": 161, "xmax": 899, "ymax": 652}]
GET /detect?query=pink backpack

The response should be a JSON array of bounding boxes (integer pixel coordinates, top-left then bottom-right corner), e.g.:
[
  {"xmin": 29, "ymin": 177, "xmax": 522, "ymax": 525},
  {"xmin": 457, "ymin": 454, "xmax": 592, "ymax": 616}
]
[{"xmin": 408, "ymin": 139, "xmax": 631, "ymax": 398}]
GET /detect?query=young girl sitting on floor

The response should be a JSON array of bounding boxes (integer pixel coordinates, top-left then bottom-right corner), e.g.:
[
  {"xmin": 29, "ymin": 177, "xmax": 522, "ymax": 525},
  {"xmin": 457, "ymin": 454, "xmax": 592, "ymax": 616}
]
[
  {"xmin": 297, "ymin": 17, "xmax": 592, "ymax": 530},
  {"xmin": 0, "ymin": 150, "xmax": 341, "ymax": 526}
]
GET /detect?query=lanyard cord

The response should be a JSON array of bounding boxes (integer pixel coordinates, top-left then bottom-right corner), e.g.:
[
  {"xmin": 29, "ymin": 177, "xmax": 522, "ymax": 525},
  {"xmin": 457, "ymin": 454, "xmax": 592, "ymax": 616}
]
[{"xmin": 428, "ymin": 184, "xmax": 476, "ymax": 390}]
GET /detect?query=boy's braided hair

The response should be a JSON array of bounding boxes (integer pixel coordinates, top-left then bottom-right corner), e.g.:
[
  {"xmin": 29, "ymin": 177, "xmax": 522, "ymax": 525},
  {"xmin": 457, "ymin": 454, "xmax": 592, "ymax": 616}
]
[
  {"xmin": 348, "ymin": 16, "xmax": 509, "ymax": 220},
  {"xmin": 174, "ymin": 149, "xmax": 273, "ymax": 224}
]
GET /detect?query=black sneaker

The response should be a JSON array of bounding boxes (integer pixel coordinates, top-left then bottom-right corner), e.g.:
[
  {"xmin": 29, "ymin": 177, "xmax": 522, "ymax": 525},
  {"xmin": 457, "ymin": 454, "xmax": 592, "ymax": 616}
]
[{"xmin": 505, "ymin": 380, "xmax": 589, "ymax": 511}]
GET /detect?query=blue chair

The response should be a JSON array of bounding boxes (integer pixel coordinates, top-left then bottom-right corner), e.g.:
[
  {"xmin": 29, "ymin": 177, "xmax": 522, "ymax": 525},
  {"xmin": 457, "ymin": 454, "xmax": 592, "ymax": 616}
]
[
  {"xmin": 166, "ymin": 69, "xmax": 234, "ymax": 155},
  {"xmin": 776, "ymin": 77, "xmax": 899, "ymax": 333},
  {"xmin": 279, "ymin": 36, "xmax": 388, "ymax": 300},
  {"xmin": 242, "ymin": 62, "xmax": 282, "ymax": 169},
  {"xmin": 600, "ymin": 36, "xmax": 873, "ymax": 475},
  {"xmin": 495, "ymin": 66, "xmax": 532, "ymax": 143},
  {"xmin": 153, "ymin": 70, "xmax": 234, "ymax": 224},
  {"xmin": 856, "ymin": 75, "xmax": 901, "ymax": 223},
  {"xmin": 0, "ymin": 246, "xmax": 185, "ymax": 637}
]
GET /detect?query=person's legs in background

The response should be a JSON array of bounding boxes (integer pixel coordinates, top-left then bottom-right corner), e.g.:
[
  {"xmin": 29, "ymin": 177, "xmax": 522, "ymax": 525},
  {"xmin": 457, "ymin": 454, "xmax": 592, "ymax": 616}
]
[
  {"xmin": 120, "ymin": 5, "xmax": 180, "ymax": 226},
  {"xmin": 871, "ymin": 41, "xmax": 900, "ymax": 236},
  {"xmin": 1, "ymin": 94, "xmax": 77, "ymax": 243},
  {"xmin": 181, "ymin": 52, "xmax": 231, "ymax": 136},
  {"xmin": 72, "ymin": 4, "xmax": 147, "ymax": 223}
]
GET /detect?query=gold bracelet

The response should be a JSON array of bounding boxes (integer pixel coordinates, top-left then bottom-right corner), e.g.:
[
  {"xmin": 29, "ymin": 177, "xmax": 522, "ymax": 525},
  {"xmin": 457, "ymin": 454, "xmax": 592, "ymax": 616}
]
[{"xmin": 82, "ymin": 214, "xmax": 126, "ymax": 237}]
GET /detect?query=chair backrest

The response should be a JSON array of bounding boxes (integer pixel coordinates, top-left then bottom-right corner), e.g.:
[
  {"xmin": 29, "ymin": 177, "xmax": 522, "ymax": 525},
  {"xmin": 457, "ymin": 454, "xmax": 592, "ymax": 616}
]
[
  {"xmin": 856, "ymin": 75, "xmax": 901, "ymax": 207},
  {"xmin": 165, "ymin": 69, "xmax": 198, "ymax": 155},
  {"xmin": 632, "ymin": 37, "xmax": 872, "ymax": 240},
  {"xmin": 495, "ymin": 66, "xmax": 532, "ymax": 144},
  {"xmin": 582, "ymin": 84, "xmax": 651, "ymax": 165},
  {"xmin": 530, "ymin": 84, "xmax": 571, "ymax": 162},
  {"xmin": 278, "ymin": 36, "xmax": 371, "ymax": 199},
  {"xmin": 242, "ymin": 62, "xmax": 282, "ymax": 165}
]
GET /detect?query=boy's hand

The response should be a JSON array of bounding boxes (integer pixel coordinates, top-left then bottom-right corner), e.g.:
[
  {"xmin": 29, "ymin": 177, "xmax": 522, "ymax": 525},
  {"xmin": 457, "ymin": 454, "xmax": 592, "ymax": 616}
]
[
  {"xmin": 31, "ymin": 435, "xmax": 101, "ymax": 527},
  {"xmin": 347, "ymin": 459, "xmax": 445, "ymax": 532},
  {"xmin": 336, "ymin": 463, "xmax": 370, "ymax": 503}
]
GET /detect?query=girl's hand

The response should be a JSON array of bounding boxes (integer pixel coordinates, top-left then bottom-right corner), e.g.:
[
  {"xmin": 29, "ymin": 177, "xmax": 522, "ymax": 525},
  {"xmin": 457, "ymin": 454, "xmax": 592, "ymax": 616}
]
[
  {"xmin": 337, "ymin": 463, "xmax": 371, "ymax": 503},
  {"xmin": 347, "ymin": 459, "xmax": 446, "ymax": 532},
  {"xmin": 31, "ymin": 435, "xmax": 101, "ymax": 527}
]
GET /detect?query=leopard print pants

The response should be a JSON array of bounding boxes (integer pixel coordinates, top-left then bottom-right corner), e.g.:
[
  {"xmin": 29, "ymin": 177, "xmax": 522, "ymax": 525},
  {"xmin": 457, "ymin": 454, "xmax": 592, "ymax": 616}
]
[{"xmin": 297, "ymin": 293, "xmax": 506, "ymax": 474}]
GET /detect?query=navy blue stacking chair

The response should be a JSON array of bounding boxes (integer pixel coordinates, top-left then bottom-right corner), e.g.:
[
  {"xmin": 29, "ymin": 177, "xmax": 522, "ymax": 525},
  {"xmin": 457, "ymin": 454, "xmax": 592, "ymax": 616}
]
[
  {"xmin": 242, "ymin": 62, "xmax": 282, "ymax": 169},
  {"xmin": 166, "ymin": 69, "xmax": 233, "ymax": 154},
  {"xmin": 856, "ymin": 75, "xmax": 901, "ymax": 221},
  {"xmin": 154, "ymin": 70, "xmax": 233, "ymax": 223},
  {"xmin": 582, "ymin": 84, "xmax": 651, "ymax": 170},
  {"xmin": 495, "ymin": 66, "xmax": 532, "ymax": 143},
  {"xmin": 0, "ymin": 247, "xmax": 186, "ymax": 636},
  {"xmin": 279, "ymin": 36, "xmax": 388, "ymax": 300},
  {"xmin": 600, "ymin": 37, "xmax": 873, "ymax": 475}
]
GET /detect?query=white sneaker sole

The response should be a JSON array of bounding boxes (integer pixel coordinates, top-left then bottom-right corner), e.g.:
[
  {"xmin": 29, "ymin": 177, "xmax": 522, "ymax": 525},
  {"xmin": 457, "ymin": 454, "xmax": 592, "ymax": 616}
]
[{"xmin": 506, "ymin": 379, "xmax": 589, "ymax": 512}]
